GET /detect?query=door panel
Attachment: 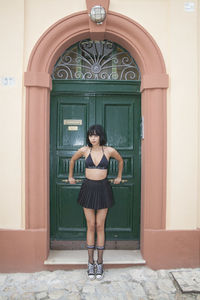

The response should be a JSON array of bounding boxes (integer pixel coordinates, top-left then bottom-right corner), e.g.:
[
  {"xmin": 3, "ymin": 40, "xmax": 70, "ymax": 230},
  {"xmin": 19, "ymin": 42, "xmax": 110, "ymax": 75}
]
[
  {"xmin": 50, "ymin": 81, "xmax": 141, "ymax": 246},
  {"xmin": 50, "ymin": 94, "xmax": 95, "ymax": 239},
  {"xmin": 57, "ymin": 185, "xmax": 84, "ymax": 230},
  {"xmin": 103, "ymin": 103, "xmax": 133, "ymax": 148},
  {"xmin": 96, "ymin": 94, "xmax": 141, "ymax": 240},
  {"xmin": 106, "ymin": 185, "xmax": 133, "ymax": 228},
  {"xmin": 57, "ymin": 97, "xmax": 95, "ymax": 149}
]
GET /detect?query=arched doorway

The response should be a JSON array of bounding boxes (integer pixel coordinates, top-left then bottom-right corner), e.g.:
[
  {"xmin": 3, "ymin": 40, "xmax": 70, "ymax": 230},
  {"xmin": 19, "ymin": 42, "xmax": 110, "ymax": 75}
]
[
  {"xmin": 24, "ymin": 11, "xmax": 168, "ymax": 268},
  {"xmin": 50, "ymin": 39, "xmax": 141, "ymax": 250}
]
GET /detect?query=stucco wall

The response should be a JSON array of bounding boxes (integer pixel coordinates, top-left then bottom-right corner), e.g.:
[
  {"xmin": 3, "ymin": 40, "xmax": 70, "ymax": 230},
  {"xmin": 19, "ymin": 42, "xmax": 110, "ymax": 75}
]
[
  {"xmin": 110, "ymin": 1, "xmax": 199, "ymax": 230},
  {"xmin": 0, "ymin": 0, "xmax": 24, "ymax": 228},
  {"xmin": 0, "ymin": 0, "xmax": 199, "ymax": 230},
  {"xmin": 166, "ymin": 0, "xmax": 199, "ymax": 229},
  {"xmin": 198, "ymin": 0, "xmax": 200, "ymax": 228}
]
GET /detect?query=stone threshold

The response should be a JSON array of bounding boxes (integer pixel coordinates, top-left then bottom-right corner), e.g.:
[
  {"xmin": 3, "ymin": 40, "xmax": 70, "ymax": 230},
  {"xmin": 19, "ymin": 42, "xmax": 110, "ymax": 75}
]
[{"xmin": 44, "ymin": 250, "xmax": 146, "ymax": 265}]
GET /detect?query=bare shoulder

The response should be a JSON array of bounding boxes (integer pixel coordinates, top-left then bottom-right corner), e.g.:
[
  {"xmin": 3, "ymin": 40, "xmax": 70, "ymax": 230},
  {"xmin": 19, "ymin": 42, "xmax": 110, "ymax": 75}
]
[
  {"xmin": 72, "ymin": 146, "xmax": 88, "ymax": 160},
  {"xmin": 104, "ymin": 146, "xmax": 122, "ymax": 160},
  {"xmin": 78, "ymin": 146, "xmax": 89, "ymax": 156},
  {"xmin": 78, "ymin": 146, "xmax": 88, "ymax": 152},
  {"xmin": 103, "ymin": 146, "xmax": 115, "ymax": 157},
  {"xmin": 104, "ymin": 146, "xmax": 116, "ymax": 154}
]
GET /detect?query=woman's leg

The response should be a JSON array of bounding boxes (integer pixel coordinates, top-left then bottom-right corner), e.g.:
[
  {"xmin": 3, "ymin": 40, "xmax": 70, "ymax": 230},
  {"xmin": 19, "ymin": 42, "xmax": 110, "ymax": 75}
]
[
  {"xmin": 96, "ymin": 208, "xmax": 108, "ymax": 264},
  {"xmin": 83, "ymin": 208, "xmax": 96, "ymax": 264}
]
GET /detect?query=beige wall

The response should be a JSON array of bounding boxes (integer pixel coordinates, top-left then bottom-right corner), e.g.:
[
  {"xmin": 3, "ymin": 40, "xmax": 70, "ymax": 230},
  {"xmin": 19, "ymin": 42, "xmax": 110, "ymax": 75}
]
[
  {"xmin": 0, "ymin": 0, "xmax": 24, "ymax": 228},
  {"xmin": 109, "ymin": 2, "xmax": 199, "ymax": 229},
  {"xmin": 0, "ymin": 0, "xmax": 199, "ymax": 230},
  {"xmin": 198, "ymin": 0, "xmax": 200, "ymax": 228},
  {"xmin": 23, "ymin": 0, "xmax": 86, "ymax": 71},
  {"xmin": 166, "ymin": 0, "xmax": 199, "ymax": 229},
  {"xmin": 110, "ymin": 1, "xmax": 200, "ymax": 229}
]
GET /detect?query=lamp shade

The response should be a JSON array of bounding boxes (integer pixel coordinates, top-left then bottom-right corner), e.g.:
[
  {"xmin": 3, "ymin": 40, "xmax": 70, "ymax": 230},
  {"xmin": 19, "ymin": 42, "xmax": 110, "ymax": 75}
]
[{"xmin": 90, "ymin": 5, "xmax": 106, "ymax": 24}]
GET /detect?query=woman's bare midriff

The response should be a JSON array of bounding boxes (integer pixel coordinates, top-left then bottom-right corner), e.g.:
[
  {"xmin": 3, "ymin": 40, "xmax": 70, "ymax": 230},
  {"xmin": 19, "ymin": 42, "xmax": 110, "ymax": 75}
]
[{"xmin": 85, "ymin": 168, "xmax": 107, "ymax": 180}]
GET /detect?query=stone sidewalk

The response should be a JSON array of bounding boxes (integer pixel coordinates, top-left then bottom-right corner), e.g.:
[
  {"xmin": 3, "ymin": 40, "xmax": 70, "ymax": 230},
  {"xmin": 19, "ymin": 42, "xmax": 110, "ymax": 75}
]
[{"xmin": 0, "ymin": 266, "xmax": 200, "ymax": 300}]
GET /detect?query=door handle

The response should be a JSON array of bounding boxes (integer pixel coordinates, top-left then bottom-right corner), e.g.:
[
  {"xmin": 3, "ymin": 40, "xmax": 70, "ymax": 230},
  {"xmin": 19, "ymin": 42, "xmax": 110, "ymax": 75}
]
[
  {"xmin": 109, "ymin": 179, "xmax": 128, "ymax": 183},
  {"xmin": 62, "ymin": 179, "xmax": 128, "ymax": 183},
  {"xmin": 121, "ymin": 180, "xmax": 128, "ymax": 183},
  {"xmin": 62, "ymin": 179, "xmax": 82, "ymax": 183}
]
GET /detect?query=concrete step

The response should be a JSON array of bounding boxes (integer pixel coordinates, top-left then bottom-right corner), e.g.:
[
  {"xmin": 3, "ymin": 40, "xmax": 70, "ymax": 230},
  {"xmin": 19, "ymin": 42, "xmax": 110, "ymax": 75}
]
[{"xmin": 44, "ymin": 250, "xmax": 146, "ymax": 265}]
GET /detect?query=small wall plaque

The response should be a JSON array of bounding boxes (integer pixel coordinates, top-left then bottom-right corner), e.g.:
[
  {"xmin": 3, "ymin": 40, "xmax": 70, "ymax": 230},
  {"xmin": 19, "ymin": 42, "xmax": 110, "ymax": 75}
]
[
  {"xmin": 64, "ymin": 119, "xmax": 82, "ymax": 125},
  {"xmin": 184, "ymin": 2, "xmax": 195, "ymax": 12},
  {"xmin": 0, "ymin": 76, "xmax": 16, "ymax": 86},
  {"xmin": 68, "ymin": 126, "xmax": 78, "ymax": 131}
]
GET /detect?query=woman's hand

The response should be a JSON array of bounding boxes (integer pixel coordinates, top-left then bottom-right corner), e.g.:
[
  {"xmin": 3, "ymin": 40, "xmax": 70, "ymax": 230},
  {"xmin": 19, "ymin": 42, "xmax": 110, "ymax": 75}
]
[
  {"xmin": 68, "ymin": 177, "xmax": 76, "ymax": 184},
  {"xmin": 114, "ymin": 177, "xmax": 121, "ymax": 184}
]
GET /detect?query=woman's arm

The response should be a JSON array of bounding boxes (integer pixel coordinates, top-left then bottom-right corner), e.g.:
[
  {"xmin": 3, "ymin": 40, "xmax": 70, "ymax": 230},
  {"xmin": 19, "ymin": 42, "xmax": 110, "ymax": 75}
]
[
  {"xmin": 68, "ymin": 147, "xmax": 86, "ymax": 184},
  {"xmin": 108, "ymin": 147, "xmax": 123, "ymax": 184}
]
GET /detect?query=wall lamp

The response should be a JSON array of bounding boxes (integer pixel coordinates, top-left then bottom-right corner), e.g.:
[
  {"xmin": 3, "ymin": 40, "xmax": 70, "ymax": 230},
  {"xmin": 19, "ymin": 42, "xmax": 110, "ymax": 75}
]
[{"xmin": 89, "ymin": 5, "xmax": 106, "ymax": 24}]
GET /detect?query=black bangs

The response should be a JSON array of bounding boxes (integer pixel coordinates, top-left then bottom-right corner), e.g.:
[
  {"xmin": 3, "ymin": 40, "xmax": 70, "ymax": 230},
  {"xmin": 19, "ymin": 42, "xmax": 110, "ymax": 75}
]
[
  {"xmin": 88, "ymin": 129, "xmax": 99, "ymax": 136},
  {"xmin": 86, "ymin": 124, "xmax": 107, "ymax": 146}
]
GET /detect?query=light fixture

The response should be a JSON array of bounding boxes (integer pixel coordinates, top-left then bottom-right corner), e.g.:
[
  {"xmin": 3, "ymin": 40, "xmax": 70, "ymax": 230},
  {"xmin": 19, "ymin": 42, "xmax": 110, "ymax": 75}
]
[{"xmin": 89, "ymin": 5, "xmax": 106, "ymax": 25}]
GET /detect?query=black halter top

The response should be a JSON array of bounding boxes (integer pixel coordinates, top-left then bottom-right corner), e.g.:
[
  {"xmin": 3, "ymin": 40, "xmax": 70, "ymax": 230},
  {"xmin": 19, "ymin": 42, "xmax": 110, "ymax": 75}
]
[{"xmin": 85, "ymin": 147, "xmax": 109, "ymax": 170}]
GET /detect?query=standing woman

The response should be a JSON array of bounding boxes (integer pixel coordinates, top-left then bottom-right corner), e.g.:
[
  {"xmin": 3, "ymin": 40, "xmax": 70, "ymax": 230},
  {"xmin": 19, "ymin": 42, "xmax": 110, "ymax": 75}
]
[{"xmin": 68, "ymin": 124, "xmax": 123, "ymax": 280}]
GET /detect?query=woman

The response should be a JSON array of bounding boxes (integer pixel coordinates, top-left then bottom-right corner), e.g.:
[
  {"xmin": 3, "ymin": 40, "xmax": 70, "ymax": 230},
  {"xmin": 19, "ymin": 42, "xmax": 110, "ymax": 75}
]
[{"xmin": 68, "ymin": 124, "xmax": 123, "ymax": 280}]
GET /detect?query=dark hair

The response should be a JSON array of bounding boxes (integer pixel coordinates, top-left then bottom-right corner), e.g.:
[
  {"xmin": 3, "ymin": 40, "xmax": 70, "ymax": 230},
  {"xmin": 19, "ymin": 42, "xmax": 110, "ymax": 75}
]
[{"xmin": 86, "ymin": 124, "xmax": 107, "ymax": 147}]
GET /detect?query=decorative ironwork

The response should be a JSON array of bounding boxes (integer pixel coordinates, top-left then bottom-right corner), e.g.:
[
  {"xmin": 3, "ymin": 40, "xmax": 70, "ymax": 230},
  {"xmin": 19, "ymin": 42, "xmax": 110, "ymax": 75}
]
[{"xmin": 52, "ymin": 40, "xmax": 141, "ymax": 81}]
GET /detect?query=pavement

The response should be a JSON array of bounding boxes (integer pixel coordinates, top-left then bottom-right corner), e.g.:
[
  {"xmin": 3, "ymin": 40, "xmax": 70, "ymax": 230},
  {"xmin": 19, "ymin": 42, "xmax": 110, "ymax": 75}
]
[{"xmin": 0, "ymin": 266, "xmax": 200, "ymax": 300}]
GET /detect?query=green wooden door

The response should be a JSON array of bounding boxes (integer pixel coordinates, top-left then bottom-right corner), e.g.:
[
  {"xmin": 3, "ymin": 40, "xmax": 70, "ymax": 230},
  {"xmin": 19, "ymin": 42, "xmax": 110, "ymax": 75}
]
[{"xmin": 50, "ymin": 81, "xmax": 141, "ymax": 248}]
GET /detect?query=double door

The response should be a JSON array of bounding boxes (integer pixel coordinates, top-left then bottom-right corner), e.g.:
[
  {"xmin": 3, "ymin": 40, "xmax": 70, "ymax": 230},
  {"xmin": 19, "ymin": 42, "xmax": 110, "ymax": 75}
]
[{"xmin": 50, "ymin": 81, "xmax": 141, "ymax": 249}]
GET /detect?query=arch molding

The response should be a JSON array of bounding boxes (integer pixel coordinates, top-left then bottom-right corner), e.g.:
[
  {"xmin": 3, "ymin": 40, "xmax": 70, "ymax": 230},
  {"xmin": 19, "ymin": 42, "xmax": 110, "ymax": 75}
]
[{"xmin": 24, "ymin": 11, "xmax": 168, "ymax": 268}]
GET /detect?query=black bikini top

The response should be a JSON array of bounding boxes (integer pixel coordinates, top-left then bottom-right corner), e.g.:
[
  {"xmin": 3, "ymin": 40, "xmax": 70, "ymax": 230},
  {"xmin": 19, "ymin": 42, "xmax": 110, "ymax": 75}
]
[{"xmin": 85, "ymin": 147, "xmax": 109, "ymax": 170}]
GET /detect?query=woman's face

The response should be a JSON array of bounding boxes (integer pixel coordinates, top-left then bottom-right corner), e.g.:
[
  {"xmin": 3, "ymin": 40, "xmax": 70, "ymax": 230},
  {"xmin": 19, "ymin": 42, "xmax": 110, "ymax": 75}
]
[{"xmin": 89, "ymin": 134, "xmax": 100, "ymax": 146}]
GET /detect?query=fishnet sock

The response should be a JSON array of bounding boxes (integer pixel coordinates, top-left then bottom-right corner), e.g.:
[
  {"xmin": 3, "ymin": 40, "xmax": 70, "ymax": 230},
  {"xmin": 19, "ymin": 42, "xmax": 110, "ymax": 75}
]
[
  {"xmin": 87, "ymin": 245, "xmax": 95, "ymax": 264},
  {"xmin": 97, "ymin": 246, "xmax": 104, "ymax": 264}
]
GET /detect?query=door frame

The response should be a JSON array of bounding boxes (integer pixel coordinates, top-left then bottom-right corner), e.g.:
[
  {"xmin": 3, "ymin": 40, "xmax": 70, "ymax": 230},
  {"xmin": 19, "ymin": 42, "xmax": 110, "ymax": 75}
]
[
  {"xmin": 50, "ymin": 80, "xmax": 141, "ymax": 247},
  {"xmin": 24, "ymin": 11, "xmax": 168, "ymax": 267}
]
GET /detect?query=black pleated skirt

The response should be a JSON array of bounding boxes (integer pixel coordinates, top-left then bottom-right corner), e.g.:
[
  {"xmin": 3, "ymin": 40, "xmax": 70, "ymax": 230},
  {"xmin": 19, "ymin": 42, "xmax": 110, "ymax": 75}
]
[{"xmin": 77, "ymin": 178, "xmax": 114, "ymax": 209}]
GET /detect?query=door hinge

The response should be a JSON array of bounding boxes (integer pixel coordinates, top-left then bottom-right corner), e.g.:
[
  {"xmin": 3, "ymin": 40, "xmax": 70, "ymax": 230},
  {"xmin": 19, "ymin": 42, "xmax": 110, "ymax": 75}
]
[{"xmin": 141, "ymin": 116, "xmax": 144, "ymax": 139}]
